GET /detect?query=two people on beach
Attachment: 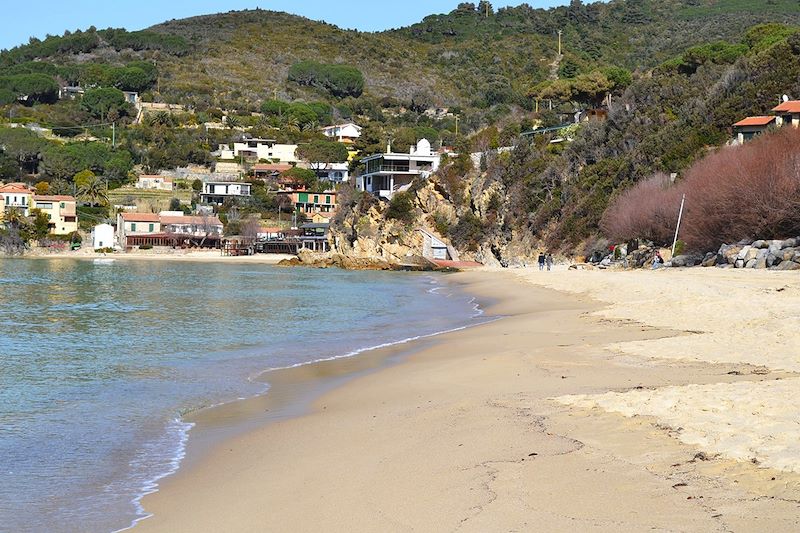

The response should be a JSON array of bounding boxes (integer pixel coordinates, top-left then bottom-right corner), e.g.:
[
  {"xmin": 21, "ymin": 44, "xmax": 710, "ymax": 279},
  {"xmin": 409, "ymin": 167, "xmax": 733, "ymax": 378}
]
[{"xmin": 538, "ymin": 253, "xmax": 554, "ymax": 271}]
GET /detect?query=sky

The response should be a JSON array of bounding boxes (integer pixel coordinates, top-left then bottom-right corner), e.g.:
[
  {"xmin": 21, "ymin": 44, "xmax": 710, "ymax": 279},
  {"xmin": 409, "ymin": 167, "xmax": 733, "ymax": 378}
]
[{"xmin": 0, "ymin": 0, "xmax": 572, "ymax": 51}]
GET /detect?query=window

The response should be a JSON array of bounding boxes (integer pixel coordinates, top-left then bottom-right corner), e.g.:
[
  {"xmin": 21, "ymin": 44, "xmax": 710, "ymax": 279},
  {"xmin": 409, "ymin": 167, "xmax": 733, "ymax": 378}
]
[
  {"xmin": 131, "ymin": 223, "xmax": 137, "ymax": 232},
  {"xmin": 325, "ymin": 195, "xmax": 331, "ymax": 204},
  {"xmin": 60, "ymin": 202, "xmax": 65, "ymax": 209},
  {"xmin": 149, "ymin": 224, "xmax": 154, "ymax": 232},
  {"xmin": 314, "ymin": 195, "xmax": 319, "ymax": 204}
]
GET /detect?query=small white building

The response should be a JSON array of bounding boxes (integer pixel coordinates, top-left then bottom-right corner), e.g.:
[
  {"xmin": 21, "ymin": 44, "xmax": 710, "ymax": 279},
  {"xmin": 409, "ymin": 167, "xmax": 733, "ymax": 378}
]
[
  {"xmin": 321, "ymin": 123, "xmax": 362, "ymax": 144},
  {"xmin": 92, "ymin": 224, "xmax": 115, "ymax": 249},
  {"xmin": 312, "ymin": 162, "xmax": 350, "ymax": 184},
  {"xmin": 200, "ymin": 182, "xmax": 252, "ymax": 204},
  {"xmin": 217, "ymin": 138, "xmax": 299, "ymax": 164},
  {"xmin": 160, "ymin": 214, "xmax": 223, "ymax": 236},
  {"xmin": 135, "ymin": 175, "xmax": 175, "ymax": 191},
  {"xmin": 356, "ymin": 139, "xmax": 441, "ymax": 199}
]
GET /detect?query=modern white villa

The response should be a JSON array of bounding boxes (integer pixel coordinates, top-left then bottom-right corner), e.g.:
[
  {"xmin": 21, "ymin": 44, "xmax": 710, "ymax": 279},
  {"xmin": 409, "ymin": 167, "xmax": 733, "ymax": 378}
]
[
  {"xmin": 321, "ymin": 123, "xmax": 362, "ymax": 144},
  {"xmin": 356, "ymin": 139, "xmax": 440, "ymax": 199},
  {"xmin": 312, "ymin": 162, "xmax": 350, "ymax": 184},
  {"xmin": 200, "ymin": 181, "xmax": 252, "ymax": 204},
  {"xmin": 217, "ymin": 138, "xmax": 299, "ymax": 164}
]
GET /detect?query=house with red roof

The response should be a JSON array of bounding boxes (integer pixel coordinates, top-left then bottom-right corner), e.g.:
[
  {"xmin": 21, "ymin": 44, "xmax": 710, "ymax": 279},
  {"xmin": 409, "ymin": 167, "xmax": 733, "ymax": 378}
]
[
  {"xmin": 32, "ymin": 195, "xmax": 78, "ymax": 235},
  {"xmin": 732, "ymin": 116, "xmax": 778, "ymax": 144},
  {"xmin": 772, "ymin": 100, "xmax": 800, "ymax": 128},
  {"xmin": 0, "ymin": 183, "xmax": 34, "ymax": 217}
]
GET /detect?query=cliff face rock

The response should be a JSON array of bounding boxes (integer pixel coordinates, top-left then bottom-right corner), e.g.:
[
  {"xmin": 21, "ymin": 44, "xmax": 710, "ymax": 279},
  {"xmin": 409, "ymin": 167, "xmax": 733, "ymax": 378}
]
[{"xmin": 326, "ymin": 155, "xmax": 542, "ymax": 270}]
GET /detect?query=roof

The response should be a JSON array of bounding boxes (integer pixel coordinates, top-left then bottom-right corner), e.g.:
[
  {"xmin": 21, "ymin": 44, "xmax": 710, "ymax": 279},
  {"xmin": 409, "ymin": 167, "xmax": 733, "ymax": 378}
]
[
  {"xmin": 138, "ymin": 175, "xmax": 173, "ymax": 182},
  {"xmin": 121, "ymin": 213, "xmax": 161, "ymax": 222},
  {"xmin": 733, "ymin": 116, "xmax": 777, "ymax": 127},
  {"xmin": 161, "ymin": 215, "xmax": 222, "ymax": 226},
  {"xmin": 253, "ymin": 163, "xmax": 293, "ymax": 172},
  {"xmin": 301, "ymin": 223, "xmax": 330, "ymax": 229},
  {"xmin": 0, "ymin": 183, "xmax": 32, "ymax": 194},
  {"xmin": 772, "ymin": 101, "xmax": 800, "ymax": 113},
  {"xmin": 323, "ymin": 123, "xmax": 362, "ymax": 132},
  {"xmin": 34, "ymin": 195, "xmax": 76, "ymax": 202},
  {"xmin": 258, "ymin": 227, "xmax": 284, "ymax": 233}
]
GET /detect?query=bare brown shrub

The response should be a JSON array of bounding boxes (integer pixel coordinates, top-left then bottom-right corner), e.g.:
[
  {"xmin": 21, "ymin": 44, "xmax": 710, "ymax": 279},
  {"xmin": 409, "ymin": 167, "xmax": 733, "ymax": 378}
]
[
  {"xmin": 600, "ymin": 127, "xmax": 800, "ymax": 252},
  {"xmin": 680, "ymin": 127, "xmax": 800, "ymax": 251},
  {"xmin": 599, "ymin": 173, "xmax": 683, "ymax": 245}
]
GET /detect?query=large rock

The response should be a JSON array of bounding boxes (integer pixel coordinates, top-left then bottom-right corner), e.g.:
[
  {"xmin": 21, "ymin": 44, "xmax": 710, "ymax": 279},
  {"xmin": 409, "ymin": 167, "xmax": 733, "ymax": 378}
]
[
  {"xmin": 752, "ymin": 240, "xmax": 768, "ymax": 249},
  {"xmin": 735, "ymin": 258, "xmax": 745, "ymax": 268},
  {"xmin": 721, "ymin": 245, "xmax": 743, "ymax": 264},
  {"xmin": 776, "ymin": 260, "xmax": 800, "ymax": 271},
  {"xmin": 782, "ymin": 238, "xmax": 798, "ymax": 249},
  {"xmin": 766, "ymin": 253, "xmax": 782, "ymax": 268},
  {"xmin": 702, "ymin": 252, "xmax": 718, "ymax": 267},
  {"xmin": 671, "ymin": 254, "xmax": 703, "ymax": 267},
  {"xmin": 783, "ymin": 248, "xmax": 798, "ymax": 261},
  {"xmin": 745, "ymin": 258, "xmax": 757, "ymax": 269},
  {"xmin": 744, "ymin": 247, "xmax": 760, "ymax": 262},
  {"xmin": 755, "ymin": 256, "xmax": 768, "ymax": 269}
]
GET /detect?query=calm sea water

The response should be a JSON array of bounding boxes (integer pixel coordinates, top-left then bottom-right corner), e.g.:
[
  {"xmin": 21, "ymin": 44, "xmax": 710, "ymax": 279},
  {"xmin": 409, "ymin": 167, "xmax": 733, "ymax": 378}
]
[{"xmin": 0, "ymin": 258, "xmax": 481, "ymax": 532}]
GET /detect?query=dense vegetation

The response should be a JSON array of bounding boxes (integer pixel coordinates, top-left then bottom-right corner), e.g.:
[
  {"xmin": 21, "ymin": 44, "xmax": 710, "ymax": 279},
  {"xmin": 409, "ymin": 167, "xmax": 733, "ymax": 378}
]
[{"xmin": 2, "ymin": 1, "xmax": 800, "ymax": 254}]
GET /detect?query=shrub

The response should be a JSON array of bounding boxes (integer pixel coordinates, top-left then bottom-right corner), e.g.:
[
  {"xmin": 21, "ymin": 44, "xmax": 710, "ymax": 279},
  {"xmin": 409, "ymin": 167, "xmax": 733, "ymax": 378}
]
[
  {"xmin": 599, "ymin": 173, "xmax": 682, "ymax": 245},
  {"xmin": 601, "ymin": 127, "xmax": 800, "ymax": 252},
  {"xmin": 139, "ymin": 244, "xmax": 153, "ymax": 250},
  {"xmin": 386, "ymin": 191, "xmax": 415, "ymax": 223}
]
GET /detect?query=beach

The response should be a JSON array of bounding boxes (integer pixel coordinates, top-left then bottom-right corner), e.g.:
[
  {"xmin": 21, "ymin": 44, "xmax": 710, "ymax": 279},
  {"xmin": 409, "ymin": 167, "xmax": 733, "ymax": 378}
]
[{"xmin": 136, "ymin": 267, "xmax": 800, "ymax": 532}]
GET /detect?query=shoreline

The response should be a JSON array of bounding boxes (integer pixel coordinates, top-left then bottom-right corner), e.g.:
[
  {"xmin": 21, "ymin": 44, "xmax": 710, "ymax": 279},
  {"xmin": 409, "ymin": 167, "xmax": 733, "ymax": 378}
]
[
  {"xmin": 14, "ymin": 249, "xmax": 297, "ymax": 265},
  {"xmin": 135, "ymin": 268, "xmax": 800, "ymax": 532}
]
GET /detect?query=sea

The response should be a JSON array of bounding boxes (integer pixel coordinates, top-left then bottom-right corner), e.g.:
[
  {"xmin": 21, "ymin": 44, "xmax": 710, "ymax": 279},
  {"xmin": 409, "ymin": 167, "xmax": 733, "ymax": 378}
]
[{"xmin": 0, "ymin": 258, "xmax": 483, "ymax": 532}]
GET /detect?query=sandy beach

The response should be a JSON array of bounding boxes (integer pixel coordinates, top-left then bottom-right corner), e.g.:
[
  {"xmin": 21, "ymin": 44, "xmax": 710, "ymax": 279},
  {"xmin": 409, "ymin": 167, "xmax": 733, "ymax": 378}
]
[{"xmin": 136, "ymin": 267, "xmax": 800, "ymax": 532}]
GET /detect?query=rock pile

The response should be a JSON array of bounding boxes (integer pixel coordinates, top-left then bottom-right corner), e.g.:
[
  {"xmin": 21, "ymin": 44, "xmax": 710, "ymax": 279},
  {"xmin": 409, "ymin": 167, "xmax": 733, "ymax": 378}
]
[{"xmin": 701, "ymin": 238, "xmax": 800, "ymax": 270}]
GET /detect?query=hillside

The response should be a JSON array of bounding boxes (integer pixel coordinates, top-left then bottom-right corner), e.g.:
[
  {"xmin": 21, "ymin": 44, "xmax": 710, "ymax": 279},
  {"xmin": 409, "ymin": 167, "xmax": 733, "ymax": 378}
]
[
  {"xmin": 2, "ymin": 1, "xmax": 800, "ymax": 261},
  {"xmin": 3, "ymin": 0, "xmax": 800, "ymax": 114}
]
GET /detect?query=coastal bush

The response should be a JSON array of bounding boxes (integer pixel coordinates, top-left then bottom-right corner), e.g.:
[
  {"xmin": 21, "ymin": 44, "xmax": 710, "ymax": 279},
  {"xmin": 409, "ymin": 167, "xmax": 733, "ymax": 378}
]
[
  {"xmin": 386, "ymin": 191, "xmax": 416, "ymax": 224},
  {"xmin": 601, "ymin": 127, "xmax": 800, "ymax": 252}
]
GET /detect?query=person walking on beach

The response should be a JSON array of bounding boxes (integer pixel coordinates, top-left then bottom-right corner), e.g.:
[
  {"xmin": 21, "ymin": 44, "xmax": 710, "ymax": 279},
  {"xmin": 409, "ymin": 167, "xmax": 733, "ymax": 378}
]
[
  {"xmin": 546, "ymin": 253, "xmax": 553, "ymax": 271},
  {"xmin": 538, "ymin": 252, "xmax": 546, "ymax": 271}
]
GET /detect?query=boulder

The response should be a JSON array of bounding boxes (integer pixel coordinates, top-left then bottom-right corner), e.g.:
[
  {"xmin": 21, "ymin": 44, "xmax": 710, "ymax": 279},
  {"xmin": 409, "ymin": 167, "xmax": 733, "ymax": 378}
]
[
  {"xmin": 766, "ymin": 253, "xmax": 781, "ymax": 268},
  {"xmin": 783, "ymin": 248, "xmax": 797, "ymax": 261},
  {"xmin": 722, "ymin": 245, "xmax": 743, "ymax": 264},
  {"xmin": 782, "ymin": 238, "xmax": 798, "ymax": 249},
  {"xmin": 752, "ymin": 240, "xmax": 768, "ymax": 249},
  {"xmin": 702, "ymin": 252, "xmax": 717, "ymax": 267},
  {"xmin": 735, "ymin": 258, "xmax": 745, "ymax": 268},
  {"xmin": 745, "ymin": 258, "xmax": 757, "ymax": 269},
  {"xmin": 755, "ymin": 256, "xmax": 768, "ymax": 269},
  {"xmin": 737, "ymin": 246, "xmax": 752, "ymax": 260},
  {"xmin": 744, "ymin": 247, "xmax": 760, "ymax": 262},
  {"xmin": 776, "ymin": 260, "xmax": 800, "ymax": 271},
  {"xmin": 671, "ymin": 254, "xmax": 703, "ymax": 267}
]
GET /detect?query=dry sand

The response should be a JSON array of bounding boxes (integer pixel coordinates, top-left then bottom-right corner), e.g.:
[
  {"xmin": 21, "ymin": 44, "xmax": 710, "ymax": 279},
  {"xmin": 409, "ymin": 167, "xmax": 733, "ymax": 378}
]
[{"xmin": 135, "ymin": 268, "xmax": 800, "ymax": 532}]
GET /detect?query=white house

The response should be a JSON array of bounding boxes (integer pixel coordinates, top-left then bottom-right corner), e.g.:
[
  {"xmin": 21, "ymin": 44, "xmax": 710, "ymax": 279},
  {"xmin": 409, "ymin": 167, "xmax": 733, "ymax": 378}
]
[
  {"xmin": 356, "ymin": 139, "xmax": 441, "ymax": 199},
  {"xmin": 92, "ymin": 224, "xmax": 115, "ymax": 249},
  {"xmin": 311, "ymin": 162, "xmax": 350, "ymax": 184},
  {"xmin": 135, "ymin": 175, "xmax": 175, "ymax": 191},
  {"xmin": 217, "ymin": 138, "xmax": 299, "ymax": 164},
  {"xmin": 321, "ymin": 123, "xmax": 362, "ymax": 144},
  {"xmin": 200, "ymin": 181, "xmax": 252, "ymax": 204},
  {"xmin": 772, "ymin": 100, "xmax": 800, "ymax": 127}
]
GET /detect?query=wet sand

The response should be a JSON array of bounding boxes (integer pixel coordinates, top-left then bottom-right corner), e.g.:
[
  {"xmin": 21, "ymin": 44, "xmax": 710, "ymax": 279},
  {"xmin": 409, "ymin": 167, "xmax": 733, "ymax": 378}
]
[{"xmin": 135, "ymin": 268, "xmax": 800, "ymax": 532}]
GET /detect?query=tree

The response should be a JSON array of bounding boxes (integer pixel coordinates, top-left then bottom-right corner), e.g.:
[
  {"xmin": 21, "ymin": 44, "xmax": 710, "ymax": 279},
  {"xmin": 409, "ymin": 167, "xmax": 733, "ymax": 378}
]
[
  {"xmin": 73, "ymin": 169, "xmax": 97, "ymax": 189},
  {"xmin": 572, "ymin": 71, "xmax": 612, "ymax": 107},
  {"xmin": 77, "ymin": 175, "xmax": 109, "ymax": 206},
  {"xmin": 34, "ymin": 181, "xmax": 50, "ymax": 194},
  {"xmin": 30, "ymin": 208, "xmax": 51, "ymax": 240},
  {"xmin": 81, "ymin": 87, "xmax": 128, "ymax": 120},
  {"xmin": 169, "ymin": 198, "xmax": 181, "ymax": 211},
  {"xmin": 296, "ymin": 140, "xmax": 349, "ymax": 170}
]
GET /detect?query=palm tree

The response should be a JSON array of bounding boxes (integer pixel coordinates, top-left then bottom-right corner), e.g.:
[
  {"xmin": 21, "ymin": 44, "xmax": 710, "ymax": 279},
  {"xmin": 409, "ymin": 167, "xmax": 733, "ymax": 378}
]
[
  {"xmin": 225, "ymin": 115, "xmax": 241, "ymax": 129},
  {"xmin": 78, "ymin": 176, "xmax": 109, "ymax": 207}
]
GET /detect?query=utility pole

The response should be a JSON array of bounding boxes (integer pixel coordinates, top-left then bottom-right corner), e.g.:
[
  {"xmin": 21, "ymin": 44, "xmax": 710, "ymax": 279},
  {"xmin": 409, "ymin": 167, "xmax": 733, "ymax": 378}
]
[
  {"xmin": 671, "ymin": 193, "xmax": 686, "ymax": 257},
  {"xmin": 111, "ymin": 122, "xmax": 116, "ymax": 149},
  {"xmin": 557, "ymin": 30, "xmax": 563, "ymax": 56},
  {"xmin": 455, "ymin": 115, "xmax": 459, "ymax": 137}
]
